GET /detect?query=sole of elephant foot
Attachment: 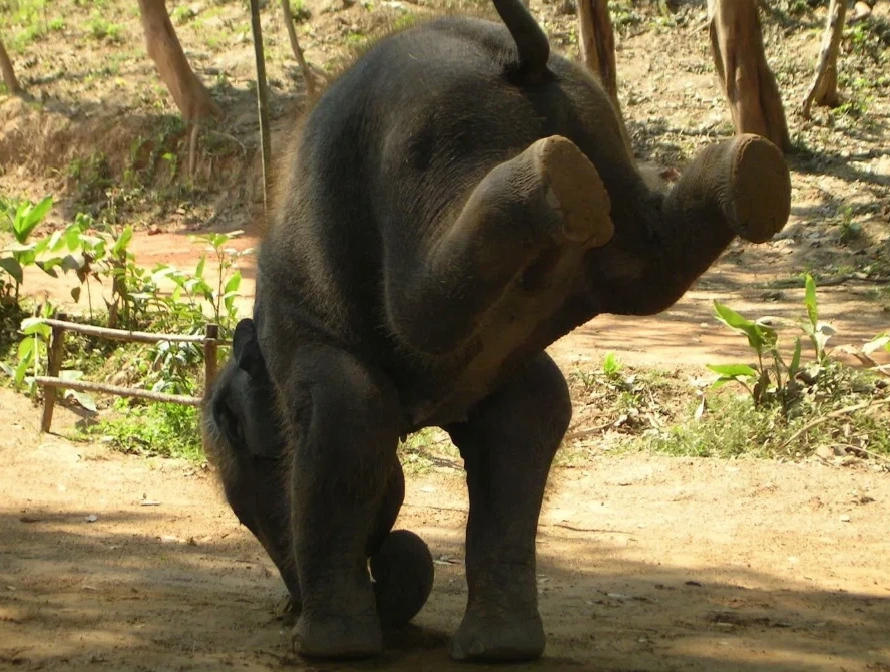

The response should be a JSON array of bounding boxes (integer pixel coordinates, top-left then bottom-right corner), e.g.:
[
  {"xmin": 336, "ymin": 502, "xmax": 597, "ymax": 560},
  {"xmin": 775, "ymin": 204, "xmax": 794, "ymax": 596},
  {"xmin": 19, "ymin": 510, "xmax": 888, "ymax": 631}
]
[
  {"xmin": 533, "ymin": 134, "xmax": 615, "ymax": 249},
  {"xmin": 448, "ymin": 609, "xmax": 545, "ymax": 663},
  {"xmin": 728, "ymin": 134, "xmax": 792, "ymax": 244},
  {"xmin": 292, "ymin": 610, "xmax": 383, "ymax": 660}
]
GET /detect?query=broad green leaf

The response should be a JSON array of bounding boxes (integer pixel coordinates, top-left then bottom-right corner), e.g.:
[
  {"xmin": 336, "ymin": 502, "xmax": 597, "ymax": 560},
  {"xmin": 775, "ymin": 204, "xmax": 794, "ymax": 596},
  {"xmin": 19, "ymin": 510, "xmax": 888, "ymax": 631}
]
[
  {"xmin": 63, "ymin": 224, "xmax": 83, "ymax": 251},
  {"xmin": 0, "ymin": 361, "xmax": 14, "ymax": 377},
  {"xmin": 194, "ymin": 256, "xmax": 206, "ymax": 279},
  {"xmin": 0, "ymin": 257, "xmax": 23, "ymax": 284},
  {"xmin": 805, "ymin": 274, "xmax": 818, "ymax": 327},
  {"xmin": 61, "ymin": 253, "xmax": 86, "ymax": 272},
  {"xmin": 714, "ymin": 301, "xmax": 767, "ymax": 354},
  {"xmin": 15, "ymin": 196, "xmax": 53, "ymax": 242},
  {"xmin": 706, "ymin": 363, "xmax": 758, "ymax": 378},
  {"xmin": 20, "ymin": 317, "xmax": 49, "ymax": 333},
  {"xmin": 224, "ymin": 270, "xmax": 242, "ymax": 295},
  {"xmin": 789, "ymin": 337, "xmax": 802, "ymax": 377},
  {"xmin": 36, "ymin": 257, "xmax": 62, "ymax": 277},
  {"xmin": 45, "ymin": 230, "xmax": 64, "ymax": 252},
  {"xmin": 714, "ymin": 301, "xmax": 754, "ymax": 331},
  {"xmin": 14, "ymin": 356, "xmax": 29, "ymax": 386},
  {"xmin": 69, "ymin": 390, "xmax": 97, "ymax": 412},
  {"xmin": 710, "ymin": 377, "xmax": 737, "ymax": 389},
  {"xmin": 16, "ymin": 337, "xmax": 33, "ymax": 361},
  {"xmin": 111, "ymin": 226, "xmax": 133, "ymax": 256}
]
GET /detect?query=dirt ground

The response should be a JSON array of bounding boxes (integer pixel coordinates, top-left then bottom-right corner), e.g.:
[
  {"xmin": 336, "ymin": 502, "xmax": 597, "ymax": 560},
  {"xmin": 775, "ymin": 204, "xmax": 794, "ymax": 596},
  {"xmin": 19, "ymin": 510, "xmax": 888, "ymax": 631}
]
[{"xmin": 2, "ymin": 387, "xmax": 889, "ymax": 672}]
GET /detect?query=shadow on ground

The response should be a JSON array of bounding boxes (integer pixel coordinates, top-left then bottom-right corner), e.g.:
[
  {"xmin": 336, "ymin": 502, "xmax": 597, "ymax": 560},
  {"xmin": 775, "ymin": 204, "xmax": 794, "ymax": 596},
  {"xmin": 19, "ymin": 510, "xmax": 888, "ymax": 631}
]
[{"xmin": 2, "ymin": 509, "xmax": 888, "ymax": 671}]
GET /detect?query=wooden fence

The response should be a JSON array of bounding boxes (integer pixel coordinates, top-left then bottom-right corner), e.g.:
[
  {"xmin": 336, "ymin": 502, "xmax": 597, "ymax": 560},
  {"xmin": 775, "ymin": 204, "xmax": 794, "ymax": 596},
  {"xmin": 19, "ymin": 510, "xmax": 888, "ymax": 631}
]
[{"xmin": 33, "ymin": 316, "xmax": 228, "ymax": 433}]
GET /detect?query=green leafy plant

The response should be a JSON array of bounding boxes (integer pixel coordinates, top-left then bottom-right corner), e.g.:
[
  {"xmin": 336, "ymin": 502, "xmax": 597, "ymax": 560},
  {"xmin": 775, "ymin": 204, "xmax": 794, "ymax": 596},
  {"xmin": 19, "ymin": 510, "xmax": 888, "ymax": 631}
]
[
  {"xmin": 0, "ymin": 195, "xmax": 54, "ymax": 301},
  {"xmin": 601, "ymin": 351, "xmax": 623, "ymax": 378},
  {"xmin": 800, "ymin": 273, "xmax": 836, "ymax": 367},
  {"xmin": 706, "ymin": 275, "xmax": 850, "ymax": 415}
]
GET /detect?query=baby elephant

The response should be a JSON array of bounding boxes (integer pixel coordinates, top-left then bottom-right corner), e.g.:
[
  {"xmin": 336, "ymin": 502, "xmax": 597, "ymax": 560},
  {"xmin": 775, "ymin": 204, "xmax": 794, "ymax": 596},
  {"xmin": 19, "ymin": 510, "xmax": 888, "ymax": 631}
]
[
  {"xmin": 204, "ymin": 0, "xmax": 792, "ymax": 663},
  {"xmin": 202, "ymin": 318, "xmax": 434, "ymax": 631}
]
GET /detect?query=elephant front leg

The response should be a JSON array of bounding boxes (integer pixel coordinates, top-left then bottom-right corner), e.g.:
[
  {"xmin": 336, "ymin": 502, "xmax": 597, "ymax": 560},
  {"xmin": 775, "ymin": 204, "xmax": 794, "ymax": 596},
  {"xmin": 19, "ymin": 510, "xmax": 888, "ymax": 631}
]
[
  {"xmin": 444, "ymin": 352, "xmax": 571, "ymax": 662},
  {"xmin": 279, "ymin": 343, "xmax": 403, "ymax": 660},
  {"xmin": 386, "ymin": 135, "xmax": 615, "ymax": 358}
]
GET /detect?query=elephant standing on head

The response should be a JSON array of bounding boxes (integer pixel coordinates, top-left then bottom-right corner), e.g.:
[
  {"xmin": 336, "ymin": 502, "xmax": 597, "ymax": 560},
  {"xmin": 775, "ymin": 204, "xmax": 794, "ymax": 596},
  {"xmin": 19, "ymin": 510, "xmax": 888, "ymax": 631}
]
[{"xmin": 202, "ymin": 0, "xmax": 791, "ymax": 662}]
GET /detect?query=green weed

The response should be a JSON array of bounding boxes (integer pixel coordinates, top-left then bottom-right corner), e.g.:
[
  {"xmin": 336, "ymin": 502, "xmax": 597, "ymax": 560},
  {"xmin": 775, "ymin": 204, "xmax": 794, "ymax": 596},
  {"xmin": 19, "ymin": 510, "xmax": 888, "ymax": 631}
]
[{"xmin": 88, "ymin": 399, "xmax": 203, "ymax": 460}]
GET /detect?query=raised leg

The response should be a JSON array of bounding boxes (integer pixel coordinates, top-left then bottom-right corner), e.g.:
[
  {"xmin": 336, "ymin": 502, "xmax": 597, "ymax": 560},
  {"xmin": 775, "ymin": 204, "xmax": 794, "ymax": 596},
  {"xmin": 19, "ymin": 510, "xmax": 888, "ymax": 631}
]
[
  {"xmin": 444, "ymin": 351, "xmax": 571, "ymax": 661},
  {"xmin": 276, "ymin": 343, "xmax": 402, "ymax": 659},
  {"xmin": 386, "ymin": 134, "xmax": 615, "ymax": 356}
]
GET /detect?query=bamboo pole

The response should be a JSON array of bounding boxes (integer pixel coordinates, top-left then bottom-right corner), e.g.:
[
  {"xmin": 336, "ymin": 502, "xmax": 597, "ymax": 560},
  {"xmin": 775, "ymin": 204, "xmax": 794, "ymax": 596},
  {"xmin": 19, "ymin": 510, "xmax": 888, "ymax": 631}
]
[
  {"xmin": 39, "ymin": 319, "xmax": 225, "ymax": 345},
  {"xmin": 35, "ymin": 376, "xmax": 203, "ymax": 407}
]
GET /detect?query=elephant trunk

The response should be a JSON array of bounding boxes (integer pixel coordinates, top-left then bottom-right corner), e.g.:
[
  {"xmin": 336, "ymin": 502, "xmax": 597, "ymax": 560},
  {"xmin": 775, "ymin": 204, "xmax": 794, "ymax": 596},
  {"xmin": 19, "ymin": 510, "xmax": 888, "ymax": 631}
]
[{"xmin": 595, "ymin": 133, "xmax": 791, "ymax": 317}]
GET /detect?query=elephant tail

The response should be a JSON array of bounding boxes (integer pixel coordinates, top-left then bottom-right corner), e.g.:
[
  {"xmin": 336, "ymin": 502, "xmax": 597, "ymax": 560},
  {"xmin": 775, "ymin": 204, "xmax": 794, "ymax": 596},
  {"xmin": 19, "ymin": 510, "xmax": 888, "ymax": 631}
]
[{"xmin": 492, "ymin": 0, "xmax": 550, "ymax": 82}]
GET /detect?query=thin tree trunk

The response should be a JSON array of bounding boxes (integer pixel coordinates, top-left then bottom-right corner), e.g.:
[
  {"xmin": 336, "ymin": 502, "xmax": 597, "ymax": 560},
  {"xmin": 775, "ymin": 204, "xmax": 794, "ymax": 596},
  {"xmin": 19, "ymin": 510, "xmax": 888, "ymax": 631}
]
[
  {"xmin": 137, "ymin": 0, "xmax": 220, "ymax": 121},
  {"xmin": 249, "ymin": 0, "xmax": 272, "ymax": 213},
  {"xmin": 708, "ymin": 0, "xmax": 790, "ymax": 152},
  {"xmin": 576, "ymin": 0, "xmax": 633, "ymax": 155},
  {"xmin": 801, "ymin": 0, "xmax": 847, "ymax": 118},
  {"xmin": 0, "ymin": 33, "xmax": 20, "ymax": 94},
  {"xmin": 281, "ymin": 0, "xmax": 317, "ymax": 98}
]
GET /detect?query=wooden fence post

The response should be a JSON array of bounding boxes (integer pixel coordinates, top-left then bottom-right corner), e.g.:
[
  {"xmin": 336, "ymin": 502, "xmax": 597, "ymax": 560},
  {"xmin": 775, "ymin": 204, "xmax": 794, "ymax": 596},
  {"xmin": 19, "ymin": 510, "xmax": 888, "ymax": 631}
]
[
  {"xmin": 40, "ymin": 313, "xmax": 68, "ymax": 433},
  {"xmin": 204, "ymin": 324, "xmax": 219, "ymax": 392}
]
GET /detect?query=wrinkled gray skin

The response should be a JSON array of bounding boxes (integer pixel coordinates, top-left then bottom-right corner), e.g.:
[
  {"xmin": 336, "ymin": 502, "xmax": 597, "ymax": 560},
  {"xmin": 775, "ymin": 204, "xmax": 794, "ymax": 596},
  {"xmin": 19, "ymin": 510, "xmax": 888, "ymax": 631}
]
[
  {"xmin": 204, "ymin": 0, "xmax": 791, "ymax": 662},
  {"xmin": 202, "ymin": 319, "xmax": 434, "ymax": 631}
]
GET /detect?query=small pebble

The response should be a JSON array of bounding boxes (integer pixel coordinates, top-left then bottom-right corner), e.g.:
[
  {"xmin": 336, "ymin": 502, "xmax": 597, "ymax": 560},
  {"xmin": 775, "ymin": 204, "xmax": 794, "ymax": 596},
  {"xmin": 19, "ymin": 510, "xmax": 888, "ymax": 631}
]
[
  {"xmin": 85, "ymin": 514, "xmax": 98, "ymax": 523},
  {"xmin": 840, "ymin": 514, "xmax": 851, "ymax": 523}
]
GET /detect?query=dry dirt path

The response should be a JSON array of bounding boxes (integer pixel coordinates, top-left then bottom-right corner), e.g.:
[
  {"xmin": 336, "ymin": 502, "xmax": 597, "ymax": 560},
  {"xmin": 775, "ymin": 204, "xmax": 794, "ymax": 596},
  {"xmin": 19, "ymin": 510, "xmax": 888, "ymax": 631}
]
[{"xmin": 1, "ymin": 389, "xmax": 889, "ymax": 672}]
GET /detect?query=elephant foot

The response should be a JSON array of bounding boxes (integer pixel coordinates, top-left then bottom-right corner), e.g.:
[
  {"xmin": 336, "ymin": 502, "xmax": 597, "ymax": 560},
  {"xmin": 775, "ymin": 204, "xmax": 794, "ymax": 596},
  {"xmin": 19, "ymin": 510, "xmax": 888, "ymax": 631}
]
[
  {"xmin": 449, "ymin": 604, "xmax": 545, "ymax": 662},
  {"xmin": 292, "ymin": 608, "xmax": 382, "ymax": 660},
  {"xmin": 726, "ymin": 133, "xmax": 791, "ymax": 244},
  {"xmin": 371, "ymin": 530, "xmax": 435, "ymax": 629},
  {"xmin": 532, "ymin": 134, "xmax": 614, "ymax": 248}
]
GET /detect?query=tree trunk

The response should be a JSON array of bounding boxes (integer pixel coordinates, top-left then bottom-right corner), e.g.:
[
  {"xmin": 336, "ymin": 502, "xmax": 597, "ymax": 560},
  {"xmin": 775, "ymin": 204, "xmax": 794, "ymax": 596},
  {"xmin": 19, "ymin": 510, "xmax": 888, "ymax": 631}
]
[
  {"xmin": 708, "ymin": 0, "xmax": 790, "ymax": 152},
  {"xmin": 137, "ymin": 0, "xmax": 220, "ymax": 121},
  {"xmin": 576, "ymin": 0, "xmax": 633, "ymax": 155},
  {"xmin": 801, "ymin": 0, "xmax": 847, "ymax": 118},
  {"xmin": 0, "ymin": 33, "xmax": 20, "ymax": 94},
  {"xmin": 281, "ymin": 0, "xmax": 317, "ymax": 98}
]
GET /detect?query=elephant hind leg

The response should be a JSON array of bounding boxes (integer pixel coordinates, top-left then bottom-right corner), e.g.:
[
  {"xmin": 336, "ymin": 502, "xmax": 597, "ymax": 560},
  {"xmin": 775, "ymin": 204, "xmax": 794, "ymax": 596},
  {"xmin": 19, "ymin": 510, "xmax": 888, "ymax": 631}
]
[
  {"xmin": 445, "ymin": 351, "xmax": 571, "ymax": 662},
  {"xmin": 386, "ymin": 135, "xmax": 615, "ymax": 360}
]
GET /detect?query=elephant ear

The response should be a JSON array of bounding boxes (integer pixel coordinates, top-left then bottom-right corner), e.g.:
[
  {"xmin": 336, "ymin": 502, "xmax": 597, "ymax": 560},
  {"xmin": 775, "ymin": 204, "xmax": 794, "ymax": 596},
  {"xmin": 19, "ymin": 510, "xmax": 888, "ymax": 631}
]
[{"xmin": 233, "ymin": 318, "xmax": 264, "ymax": 380}]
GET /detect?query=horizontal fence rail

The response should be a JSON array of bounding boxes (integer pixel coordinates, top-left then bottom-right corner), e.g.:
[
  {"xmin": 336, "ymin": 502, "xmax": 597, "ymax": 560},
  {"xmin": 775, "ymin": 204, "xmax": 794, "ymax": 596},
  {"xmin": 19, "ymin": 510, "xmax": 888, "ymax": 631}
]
[{"xmin": 33, "ymin": 315, "xmax": 228, "ymax": 433}]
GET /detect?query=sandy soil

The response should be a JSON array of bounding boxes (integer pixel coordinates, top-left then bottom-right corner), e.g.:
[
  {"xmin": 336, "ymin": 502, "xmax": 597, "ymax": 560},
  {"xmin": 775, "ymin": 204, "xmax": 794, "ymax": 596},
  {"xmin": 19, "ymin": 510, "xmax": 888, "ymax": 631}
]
[{"xmin": 1, "ymin": 388, "xmax": 889, "ymax": 672}]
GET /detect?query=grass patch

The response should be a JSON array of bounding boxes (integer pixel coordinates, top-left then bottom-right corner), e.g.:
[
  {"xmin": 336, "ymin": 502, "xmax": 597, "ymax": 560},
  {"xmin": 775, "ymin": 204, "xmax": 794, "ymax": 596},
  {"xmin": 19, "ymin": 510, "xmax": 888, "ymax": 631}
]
[
  {"xmin": 86, "ymin": 398, "xmax": 203, "ymax": 460},
  {"xmin": 398, "ymin": 427, "xmax": 460, "ymax": 475},
  {"xmin": 644, "ymin": 374, "xmax": 889, "ymax": 459},
  {"xmin": 563, "ymin": 358, "xmax": 889, "ymax": 465},
  {"xmin": 86, "ymin": 16, "xmax": 124, "ymax": 42}
]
